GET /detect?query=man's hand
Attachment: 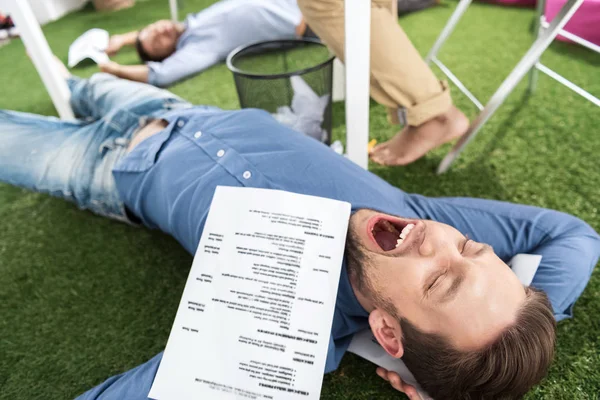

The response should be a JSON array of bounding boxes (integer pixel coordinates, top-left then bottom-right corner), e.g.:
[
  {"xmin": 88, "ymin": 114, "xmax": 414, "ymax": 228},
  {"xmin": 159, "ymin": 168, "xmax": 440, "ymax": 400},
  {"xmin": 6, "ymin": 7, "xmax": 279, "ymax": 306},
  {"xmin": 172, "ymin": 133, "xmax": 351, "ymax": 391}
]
[
  {"xmin": 99, "ymin": 61, "xmax": 121, "ymax": 75},
  {"xmin": 106, "ymin": 35, "xmax": 126, "ymax": 56},
  {"xmin": 105, "ymin": 31, "xmax": 139, "ymax": 55},
  {"xmin": 376, "ymin": 367, "xmax": 422, "ymax": 400}
]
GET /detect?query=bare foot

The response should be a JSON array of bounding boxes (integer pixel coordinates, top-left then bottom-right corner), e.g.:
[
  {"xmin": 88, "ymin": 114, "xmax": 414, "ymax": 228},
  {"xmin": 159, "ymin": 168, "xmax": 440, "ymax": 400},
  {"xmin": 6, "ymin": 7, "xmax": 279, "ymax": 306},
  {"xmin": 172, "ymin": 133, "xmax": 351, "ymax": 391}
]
[{"xmin": 370, "ymin": 106, "xmax": 469, "ymax": 166}]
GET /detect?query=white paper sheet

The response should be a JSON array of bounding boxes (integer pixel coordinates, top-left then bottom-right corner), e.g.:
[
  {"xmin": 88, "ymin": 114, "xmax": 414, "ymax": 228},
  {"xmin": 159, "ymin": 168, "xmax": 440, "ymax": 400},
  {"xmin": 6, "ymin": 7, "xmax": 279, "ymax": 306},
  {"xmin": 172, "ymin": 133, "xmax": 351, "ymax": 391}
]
[
  {"xmin": 149, "ymin": 186, "xmax": 351, "ymax": 400},
  {"xmin": 507, "ymin": 253, "xmax": 542, "ymax": 286},
  {"xmin": 68, "ymin": 28, "xmax": 110, "ymax": 67},
  {"xmin": 347, "ymin": 253, "xmax": 543, "ymax": 400},
  {"xmin": 272, "ymin": 76, "xmax": 330, "ymax": 143},
  {"xmin": 347, "ymin": 330, "xmax": 432, "ymax": 400}
]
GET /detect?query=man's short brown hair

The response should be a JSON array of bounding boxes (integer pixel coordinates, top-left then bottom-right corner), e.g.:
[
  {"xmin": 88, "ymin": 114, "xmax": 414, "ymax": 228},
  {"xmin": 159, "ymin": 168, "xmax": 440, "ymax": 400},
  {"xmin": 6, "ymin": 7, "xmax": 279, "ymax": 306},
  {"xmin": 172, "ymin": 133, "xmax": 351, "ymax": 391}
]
[
  {"xmin": 400, "ymin": 287, "xmax": 556, "ymax": 400},
  {"xmin": 135, "ymin": 32, "xmax": 167, "ymax": 63}
]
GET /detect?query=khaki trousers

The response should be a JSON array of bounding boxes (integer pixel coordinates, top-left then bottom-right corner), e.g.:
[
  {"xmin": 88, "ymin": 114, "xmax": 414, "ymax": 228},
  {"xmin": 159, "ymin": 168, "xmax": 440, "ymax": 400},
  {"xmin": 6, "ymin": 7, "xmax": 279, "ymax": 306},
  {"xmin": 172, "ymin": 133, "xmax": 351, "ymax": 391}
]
[{"xmin": 298, "ymin": 0, "xmax": 452, "ymax": 126}]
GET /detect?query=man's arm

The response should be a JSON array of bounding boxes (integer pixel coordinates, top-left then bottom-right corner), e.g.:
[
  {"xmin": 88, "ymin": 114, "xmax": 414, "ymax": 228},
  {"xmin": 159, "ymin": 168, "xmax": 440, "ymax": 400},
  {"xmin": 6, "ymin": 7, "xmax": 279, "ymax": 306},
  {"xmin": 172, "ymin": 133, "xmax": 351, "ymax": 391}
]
[
  {"xmin": 106, "ymin": 31, "xmax": 139, "ymax": 56},
  {"xmin": 97, "ymin": 45, "xmax": 220, "ymax": 91},
  {"xmin": 145, "ymin": 46, "xmax": 221, "ymax": 87},
  {"xmin": 99, "ymin": 61, "xmax": 149, "ymax": 83}
]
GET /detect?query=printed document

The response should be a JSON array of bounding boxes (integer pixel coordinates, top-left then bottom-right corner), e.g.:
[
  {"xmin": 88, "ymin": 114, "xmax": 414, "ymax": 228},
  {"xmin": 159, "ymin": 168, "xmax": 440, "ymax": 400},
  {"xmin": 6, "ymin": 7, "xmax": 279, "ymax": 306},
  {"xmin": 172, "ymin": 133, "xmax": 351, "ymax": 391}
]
[{"xmin": 149, "ymin": 186, "xmax": 351, "ymax": 400}]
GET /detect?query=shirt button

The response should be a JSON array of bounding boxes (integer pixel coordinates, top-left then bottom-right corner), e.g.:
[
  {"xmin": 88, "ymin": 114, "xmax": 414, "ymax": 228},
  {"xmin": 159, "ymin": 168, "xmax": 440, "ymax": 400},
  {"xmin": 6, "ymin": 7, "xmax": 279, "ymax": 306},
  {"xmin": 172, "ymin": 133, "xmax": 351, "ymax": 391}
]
[
  {"xmin": 194, "ymin": 131, "xmax": 202, "ymax": 138},
  {"xmin": 177, "ymin": 120, "xmax": 185, "ymax": 128},
  {"xmin": 217, "ymin": 149, "xmax": 225, "ymax": 157},
  {"xmin": 243, "ymin": 171, "xmax": 252, "ymax": 179}
]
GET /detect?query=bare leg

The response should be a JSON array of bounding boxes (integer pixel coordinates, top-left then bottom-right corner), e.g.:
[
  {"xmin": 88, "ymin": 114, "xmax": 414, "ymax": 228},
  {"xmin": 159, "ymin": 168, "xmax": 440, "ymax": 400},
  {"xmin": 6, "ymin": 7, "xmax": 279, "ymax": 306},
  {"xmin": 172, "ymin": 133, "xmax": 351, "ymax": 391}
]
[{"xmin": 369, "ymin": 106, "xmax": 469, "ymax": 166}]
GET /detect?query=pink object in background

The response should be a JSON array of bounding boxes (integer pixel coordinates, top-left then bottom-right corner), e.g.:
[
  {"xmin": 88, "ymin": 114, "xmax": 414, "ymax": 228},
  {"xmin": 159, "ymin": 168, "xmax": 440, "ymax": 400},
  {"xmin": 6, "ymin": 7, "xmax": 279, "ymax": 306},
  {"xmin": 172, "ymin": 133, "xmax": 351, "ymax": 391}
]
[
  {"xmin": 491, "ymin": 0, "xmax": 536, "ymax": 6},
  {"xmin": 479, "ymin": 0, "xmax": 536, "ymax": 7},
  {"xmin": 546, "ymin": 0, "xmax": 600, "ymax": 46}
]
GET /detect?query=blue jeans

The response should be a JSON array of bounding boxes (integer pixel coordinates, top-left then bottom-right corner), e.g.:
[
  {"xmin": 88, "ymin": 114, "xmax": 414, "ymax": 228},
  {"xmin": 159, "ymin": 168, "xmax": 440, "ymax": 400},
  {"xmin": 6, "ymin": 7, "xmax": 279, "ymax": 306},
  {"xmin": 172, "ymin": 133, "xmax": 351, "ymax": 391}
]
[{"xmin": 0, "ymin": 73, "xmax": 190, "ymax": 222}]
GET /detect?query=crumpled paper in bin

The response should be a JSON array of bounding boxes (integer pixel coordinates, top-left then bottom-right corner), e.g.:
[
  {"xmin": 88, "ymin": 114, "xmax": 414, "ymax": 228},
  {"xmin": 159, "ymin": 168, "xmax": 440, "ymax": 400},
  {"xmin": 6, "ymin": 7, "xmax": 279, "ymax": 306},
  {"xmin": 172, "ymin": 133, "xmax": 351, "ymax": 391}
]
[{"xmin": 273, "ymin": 75, "xmax": 330, "ymax": 142}]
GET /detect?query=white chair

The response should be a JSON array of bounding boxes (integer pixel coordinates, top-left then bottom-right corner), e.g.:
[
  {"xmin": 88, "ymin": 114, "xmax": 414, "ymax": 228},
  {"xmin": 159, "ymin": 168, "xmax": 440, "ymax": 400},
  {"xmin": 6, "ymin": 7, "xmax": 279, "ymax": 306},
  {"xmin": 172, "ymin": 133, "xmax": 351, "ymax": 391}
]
[
  {"xmin": 528, "ymin": 0, "xmax": 600, "ymax": 103},
  {"xmin": 2, "ymin": 0, "xmax": 180, "ymax": 120},
  {"xmin": 344, "ymin": 0, "xmax": 372, "ymax": 170},
  {"xmin": 2, "ymin": 0, "xmax": 75, "ymax": 119},
  {"xmin": 427, "ymin": 0, "xmax": 598, "ymax": 173},
  {"xmin": 342, "ymin": 0, "xmax": 600, "ymax": 172}
]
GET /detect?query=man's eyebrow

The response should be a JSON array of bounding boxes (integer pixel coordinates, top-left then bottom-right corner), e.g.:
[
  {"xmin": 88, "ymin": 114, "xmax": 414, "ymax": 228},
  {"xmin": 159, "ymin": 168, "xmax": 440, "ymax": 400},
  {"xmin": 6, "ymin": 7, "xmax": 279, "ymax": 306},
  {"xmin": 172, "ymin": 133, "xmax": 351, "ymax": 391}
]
[{"xmin": 439, "ymin": 273, "xmax": 465, "ymax": 304}]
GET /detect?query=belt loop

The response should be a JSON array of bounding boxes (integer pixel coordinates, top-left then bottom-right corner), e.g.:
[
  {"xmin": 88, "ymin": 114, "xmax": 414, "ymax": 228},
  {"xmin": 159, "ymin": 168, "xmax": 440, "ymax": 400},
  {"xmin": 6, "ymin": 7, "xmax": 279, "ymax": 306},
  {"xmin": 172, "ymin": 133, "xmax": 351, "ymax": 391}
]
[
  {"xmin": 115, "ymin": 137, "xmax": 130, "ymax": 147},
  {"xmin": 139, "ymin": 116, "xmax": 149, "ymax": 127},
  {"xmin": 99, "ymin": 138, "xmax": 116, "ymax": 154}
]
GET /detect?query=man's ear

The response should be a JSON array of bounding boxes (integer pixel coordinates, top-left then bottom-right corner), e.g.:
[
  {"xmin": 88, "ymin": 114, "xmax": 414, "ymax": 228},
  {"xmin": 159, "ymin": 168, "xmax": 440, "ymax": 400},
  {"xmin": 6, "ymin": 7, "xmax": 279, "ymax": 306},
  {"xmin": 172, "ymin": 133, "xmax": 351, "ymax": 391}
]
[{"xmin": 369, "ymin": 309, "xmax": 404, "ymax": 359}]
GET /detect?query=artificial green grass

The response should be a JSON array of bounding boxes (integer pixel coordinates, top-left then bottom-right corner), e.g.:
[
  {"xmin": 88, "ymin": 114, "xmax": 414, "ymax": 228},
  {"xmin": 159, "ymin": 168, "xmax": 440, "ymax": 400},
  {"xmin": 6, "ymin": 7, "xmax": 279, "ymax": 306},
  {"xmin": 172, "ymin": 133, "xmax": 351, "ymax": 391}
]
[{"xmin": 0, "ymin": 0, "xmax": 599, "ymax": 398}]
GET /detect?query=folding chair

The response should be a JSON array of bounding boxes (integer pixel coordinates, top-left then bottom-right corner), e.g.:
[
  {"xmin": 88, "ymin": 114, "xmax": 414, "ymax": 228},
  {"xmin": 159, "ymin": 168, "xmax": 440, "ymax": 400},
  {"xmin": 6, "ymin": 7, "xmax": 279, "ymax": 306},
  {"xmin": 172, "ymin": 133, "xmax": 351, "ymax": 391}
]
[
  {"xmin": 3, "ymin": 0, "xmax": 181, "ymax": 120},
  {"xmin": 3, "ymin": 0, "xmax": 75, "ymax": 119},
  {"xmin": 528, "ymin": 0, "xmax": 600, "ymax": 102},
  {"xmin": 428, "ymin": 0, "xmax": 598, "ymax": 174}
]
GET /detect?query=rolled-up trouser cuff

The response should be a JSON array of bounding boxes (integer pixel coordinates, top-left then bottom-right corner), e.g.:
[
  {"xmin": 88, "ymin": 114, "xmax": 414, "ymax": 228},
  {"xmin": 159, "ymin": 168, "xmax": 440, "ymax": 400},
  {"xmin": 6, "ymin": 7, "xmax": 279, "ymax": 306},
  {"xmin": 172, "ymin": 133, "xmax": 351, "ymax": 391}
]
[{"xmin": 387, "ymin": 80, "xmax": 453, "ymax": 127}]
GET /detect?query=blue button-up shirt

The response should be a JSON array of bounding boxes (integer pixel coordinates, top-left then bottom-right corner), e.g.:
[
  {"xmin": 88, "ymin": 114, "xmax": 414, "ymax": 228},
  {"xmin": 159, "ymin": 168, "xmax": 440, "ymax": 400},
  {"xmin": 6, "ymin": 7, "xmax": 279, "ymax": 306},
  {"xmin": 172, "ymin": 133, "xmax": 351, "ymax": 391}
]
[
  {"xmin": 113, "ymin": 107, "xmax": 424, "ymax": 373},
  {"xmin": 112, "ymin": 105, "xmax": 600, "ymax": 376},
  {"xmin": 147, "ymin": 0, "xmax": 302, "ymax": 87}
]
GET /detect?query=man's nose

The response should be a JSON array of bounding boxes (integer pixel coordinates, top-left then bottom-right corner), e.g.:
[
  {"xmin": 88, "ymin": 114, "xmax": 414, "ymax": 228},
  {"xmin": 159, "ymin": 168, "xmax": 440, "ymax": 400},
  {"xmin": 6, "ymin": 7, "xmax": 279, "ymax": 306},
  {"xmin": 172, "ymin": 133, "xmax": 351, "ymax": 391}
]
[{"xmin": 417, "ymin": 227, "xmax": 435, "ymax": 257}]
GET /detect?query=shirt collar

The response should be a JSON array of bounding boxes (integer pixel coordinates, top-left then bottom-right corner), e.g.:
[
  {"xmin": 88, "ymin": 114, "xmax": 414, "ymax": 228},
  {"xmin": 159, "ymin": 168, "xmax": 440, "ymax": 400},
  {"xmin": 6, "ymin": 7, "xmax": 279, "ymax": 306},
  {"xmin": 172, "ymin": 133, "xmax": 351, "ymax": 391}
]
[{"xmin": 337, "ymin": 260, "xmax": 369, "ymax": 318}]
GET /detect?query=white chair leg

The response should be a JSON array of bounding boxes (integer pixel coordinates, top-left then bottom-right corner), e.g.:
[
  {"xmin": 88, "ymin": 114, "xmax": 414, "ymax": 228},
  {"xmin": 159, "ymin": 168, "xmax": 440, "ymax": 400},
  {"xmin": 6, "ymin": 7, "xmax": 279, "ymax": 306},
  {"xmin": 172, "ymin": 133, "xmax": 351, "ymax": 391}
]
[
  {"xmin": 437, "ymin": 0, "xmax": 584, "ymax": 174},
  {"xmin": 344, "ymin": 0, "xmax": 371, "ymax": 170},
  {"xmin": 169, "ymin": 0, "xmax": 179, "ymax": 22},
  {"xmin": 425, "ymin": 0, "xmax": 473, "ymax": 64},
  {"xmin": 332, "ymin": 58, "xmax": 346, "ymax": 102},
  {"xmin": 528, "ymin": 0, "xmax": 547, "ymax": 93},
  {"xmin": 5, "ymin": 0, "xmax": 75, "ymax": 120}
]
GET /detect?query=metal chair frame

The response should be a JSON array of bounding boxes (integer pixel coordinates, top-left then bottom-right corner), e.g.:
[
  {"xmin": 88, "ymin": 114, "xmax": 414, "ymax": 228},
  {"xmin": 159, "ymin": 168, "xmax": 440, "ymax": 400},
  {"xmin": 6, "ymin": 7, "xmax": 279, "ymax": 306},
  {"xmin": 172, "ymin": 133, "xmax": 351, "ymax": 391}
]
[{"xmin": 427, "ymin": 0, "xmax": 598, "ymax": 173}]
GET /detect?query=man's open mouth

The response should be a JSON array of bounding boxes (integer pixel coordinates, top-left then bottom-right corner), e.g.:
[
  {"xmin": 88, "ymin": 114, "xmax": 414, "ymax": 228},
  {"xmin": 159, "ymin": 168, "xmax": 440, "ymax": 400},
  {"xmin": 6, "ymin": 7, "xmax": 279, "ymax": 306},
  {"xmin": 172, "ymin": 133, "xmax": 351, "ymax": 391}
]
[{"xmin": 368, "ymin": 217, "xmax": 416, "ymax": 252}]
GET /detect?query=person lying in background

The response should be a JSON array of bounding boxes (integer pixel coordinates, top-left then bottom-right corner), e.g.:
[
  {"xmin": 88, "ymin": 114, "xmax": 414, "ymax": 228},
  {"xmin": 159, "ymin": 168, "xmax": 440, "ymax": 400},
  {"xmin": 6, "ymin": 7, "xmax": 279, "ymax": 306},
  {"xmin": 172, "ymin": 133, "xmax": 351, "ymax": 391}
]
[
  {"xmin": 2, "ymin": 62, "xmax": 599, "ymax": 399},
  {"xmin": 100, "ymin": 0, "xmax": 313, "ymax": 87}
]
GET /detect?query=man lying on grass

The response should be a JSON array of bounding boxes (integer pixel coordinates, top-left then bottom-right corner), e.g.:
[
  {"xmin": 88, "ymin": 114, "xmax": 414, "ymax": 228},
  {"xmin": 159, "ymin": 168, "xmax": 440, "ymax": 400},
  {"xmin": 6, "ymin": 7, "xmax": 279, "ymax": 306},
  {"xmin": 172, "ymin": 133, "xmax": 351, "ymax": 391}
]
[
  {"xmin": 1, "ymin": 66, "xmax": 599, "ymax": 400},
  {"xmin": 100, "ymin": 0, "xmax": 311, "ymax": 87}
]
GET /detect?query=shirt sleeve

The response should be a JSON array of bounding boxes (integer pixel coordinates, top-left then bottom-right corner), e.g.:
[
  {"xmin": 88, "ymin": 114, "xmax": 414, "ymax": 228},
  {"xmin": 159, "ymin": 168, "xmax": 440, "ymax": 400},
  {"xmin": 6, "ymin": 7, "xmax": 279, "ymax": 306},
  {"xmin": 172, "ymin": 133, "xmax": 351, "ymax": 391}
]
[{"xmin": 147, "ymin": 45, "xmax": 222, "ymax": 87}]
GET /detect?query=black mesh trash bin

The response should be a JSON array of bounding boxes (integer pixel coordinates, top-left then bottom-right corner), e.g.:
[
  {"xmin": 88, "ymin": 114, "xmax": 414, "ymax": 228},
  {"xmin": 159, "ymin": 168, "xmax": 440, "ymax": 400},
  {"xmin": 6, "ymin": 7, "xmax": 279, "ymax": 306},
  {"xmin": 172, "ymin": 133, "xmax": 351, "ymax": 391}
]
[{"xmin": 226, "ymin": 39, "xmax": 335, "ymax": 144}]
